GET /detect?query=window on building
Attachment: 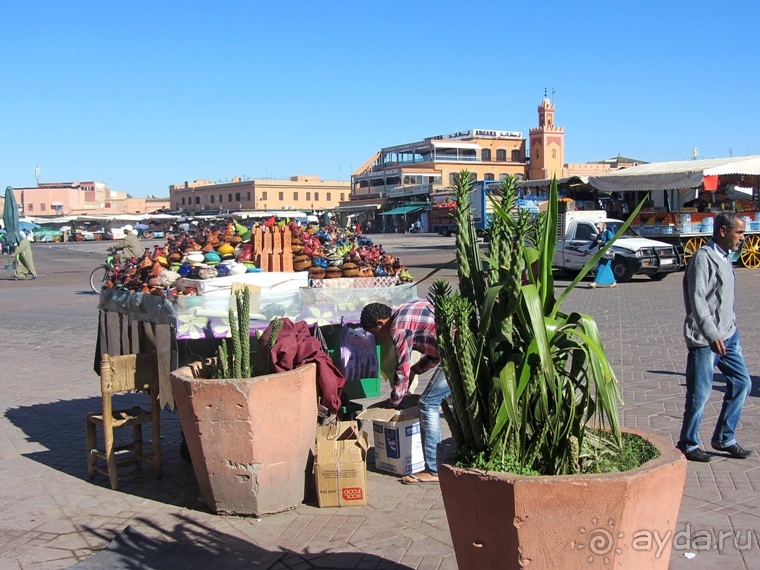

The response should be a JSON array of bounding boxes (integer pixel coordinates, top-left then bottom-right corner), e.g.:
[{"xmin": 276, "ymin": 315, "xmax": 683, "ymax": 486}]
[
  {"xmin": 496, "ymin": 149, "xmax": 507, "ymax": 162},
  {"xmin": 512, "ymin": 149, "xmax": 521, "ymax": 162},
  {"xmin": 210, "ymin": 195, "xmax": 215, "ymax": 203},
  {"xmin": 484, "ymin": 173, "xmax": 495, "ymax": 181},
  {"xmin": 219, "ymin": 194, "xmax": 223, "ymax": 203},
  {"xmin": 306, "ymin": 192, "xmax": 311, "ymax": 201},
  {"xmin": 482, "ymin": 149, "xmax": 492, "ymax": 162},
  {"xmin": 182, "ymin": 197, "xmax": 186, "ymax": 205},
  {"xmin": 314, "ymin": 192, "xmax": 319, "ymax": 201},
  {"xmin": 294, "ymin": 191, "xmax": 299, "ymax": 201},
  {"xmin": 449, "ymin": 173, "xmax": 457, "ymax": 186},
  {"xmin": 247, "ymin": 192, "xmax": 251, "ymax": 200},
  {"xmin": 261, "ymin": 191, "xmax": 267, "ymax": 200},
  {"xmin": 235, "ymin": 192, "xmax": 241, "ymax": 201},
  {"xmin": 41, "ymin": 203, "xmax": 46, "ymax": 211},
  {"xmin": 195, "ymin": 196, "xmax": 200, "ymax": 205},
  {"xmin": 28, "ymin": 203, "xmax": 33, "ymax": 211},
  {"xmin": 499, "ymin": 173, "xmax": 509, "ymax": 180},
  {"xmin": 326, "ymin": 192, "xmax": 331, "ymax": 201},
  {"xmin": 278, "ymin": 192, "xmax": 284, "ymax": 201},
  {"xmin": 228, "ymin": 193, "xmax": 232, "ymax": 202},
  {"xmin": 340, "ymin": 193, "xmax": 345, "ymax": 201}
]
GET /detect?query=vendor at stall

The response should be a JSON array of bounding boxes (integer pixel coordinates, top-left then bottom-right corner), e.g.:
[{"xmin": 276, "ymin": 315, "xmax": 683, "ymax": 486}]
[{"xmin": 683, "ymin": 193, "xmax": 710, "ymax": 213}]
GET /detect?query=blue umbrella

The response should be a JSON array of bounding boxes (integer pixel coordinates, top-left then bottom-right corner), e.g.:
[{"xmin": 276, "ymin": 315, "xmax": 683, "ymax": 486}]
[
  {"xmin": 19, "ymin": 221, "xmax": 41, "ymax": 231},
  {"xmin": 3, "ymin": 186, "xmax": 20, "ymax": 269}
]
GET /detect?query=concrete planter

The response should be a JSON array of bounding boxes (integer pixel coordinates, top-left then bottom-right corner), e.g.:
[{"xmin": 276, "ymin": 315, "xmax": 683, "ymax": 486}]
[
  {"xmin": 171, "ymin": 360, "xmax": 317, "ymax": 516},
  {"xmin": 438, "ymin": 428, "xmax": 686, "ymax": 569}
]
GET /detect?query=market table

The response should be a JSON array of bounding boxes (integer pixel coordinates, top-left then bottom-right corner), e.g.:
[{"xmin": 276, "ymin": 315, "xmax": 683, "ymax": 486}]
[{"xmin": 95, "ymin": 272, "xmax": 419, "ymax": 410}]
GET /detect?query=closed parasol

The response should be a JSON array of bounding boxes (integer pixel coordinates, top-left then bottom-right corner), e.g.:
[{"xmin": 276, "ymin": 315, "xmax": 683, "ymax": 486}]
[{"xmin": 3, "ymin": 186, "xmax": 20, "ymax": 269}]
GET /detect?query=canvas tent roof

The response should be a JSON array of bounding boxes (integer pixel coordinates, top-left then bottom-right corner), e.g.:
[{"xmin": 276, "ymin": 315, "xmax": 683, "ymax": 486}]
[{"xmin": 589, "ymin": 156, "xmax": 760, "ymax": 192}]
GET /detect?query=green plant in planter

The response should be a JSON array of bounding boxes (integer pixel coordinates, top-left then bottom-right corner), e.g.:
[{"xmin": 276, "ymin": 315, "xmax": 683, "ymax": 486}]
[
  {"xmin": 214, "ymin": 288, "xmax": 284, "ymax": 379},
  {"xmin": 430, "ymin": 170, "xmax": 646, "ymax": 476}
]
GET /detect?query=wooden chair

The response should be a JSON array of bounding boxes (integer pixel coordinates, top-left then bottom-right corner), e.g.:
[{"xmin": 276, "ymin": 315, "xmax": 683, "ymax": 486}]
[{"xmin": 86, "ymin": 353, "xmax": 162, "ymax": 489}]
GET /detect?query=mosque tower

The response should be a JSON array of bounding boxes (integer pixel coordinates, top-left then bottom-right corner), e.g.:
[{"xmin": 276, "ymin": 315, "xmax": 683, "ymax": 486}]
[{"xmin": 528, "ymin": 93, "xmax": 565, "ymax": 180}]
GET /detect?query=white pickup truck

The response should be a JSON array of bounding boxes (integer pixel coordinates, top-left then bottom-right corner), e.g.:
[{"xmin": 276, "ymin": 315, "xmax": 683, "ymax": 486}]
[{"xmin": 553, "ymin": 211, "xmax": 683, "ymax": 282}]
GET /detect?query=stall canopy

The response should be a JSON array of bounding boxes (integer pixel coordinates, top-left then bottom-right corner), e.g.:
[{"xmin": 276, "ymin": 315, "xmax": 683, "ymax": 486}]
[
  {"xmin": 380, "ymin": 205, "xmax": 425, "ymax": 216},
  {"xmin": 589, "ymin": 156, "xmax": 760, "ymax": 192}
]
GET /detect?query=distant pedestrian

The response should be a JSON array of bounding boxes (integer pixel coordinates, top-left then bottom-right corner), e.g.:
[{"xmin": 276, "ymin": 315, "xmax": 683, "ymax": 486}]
[
  {"xmin": 677, "ymin": 211, "xmax": 752, "ymax": 462},
  {"xmin": 14, "ymin": 234, "xmax": 37, "ymax": 279},
  {"xmin": 589, "ymin": 222, "xmax": 615, "ymax": 288}
]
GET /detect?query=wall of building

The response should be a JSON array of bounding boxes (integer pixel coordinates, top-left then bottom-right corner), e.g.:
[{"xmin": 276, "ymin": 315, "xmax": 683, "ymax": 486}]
[{"xmin": 168, "ymin": 176, "xmax": 350, "ymax": 213}]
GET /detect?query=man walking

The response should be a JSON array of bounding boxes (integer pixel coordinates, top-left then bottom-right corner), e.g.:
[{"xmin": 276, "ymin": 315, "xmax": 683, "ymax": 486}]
[
  {"xmin": 677, "ymin": 211, "xmax": 752, "ymax": 462},
  {"xmin": 361, "ymin": 301, "xmax": 449, "ymax": 484}
]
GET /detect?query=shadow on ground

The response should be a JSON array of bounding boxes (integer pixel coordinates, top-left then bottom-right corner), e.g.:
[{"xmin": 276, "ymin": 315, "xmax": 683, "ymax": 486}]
[{"xmin": 72, "ymin": 515, "xmax": 413, "ymax": 569}]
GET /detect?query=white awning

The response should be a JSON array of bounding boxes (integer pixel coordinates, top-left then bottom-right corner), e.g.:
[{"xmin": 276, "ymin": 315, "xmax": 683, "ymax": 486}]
[{"xmin": 589, "ymin": 156, "xmax": 760, "ymax": 192}]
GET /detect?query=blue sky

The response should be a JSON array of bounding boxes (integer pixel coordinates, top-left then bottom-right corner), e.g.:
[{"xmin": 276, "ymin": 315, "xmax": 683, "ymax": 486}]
[{"xmin": 1, "ymin": 1, "xmax": 758, "ymax": 197}]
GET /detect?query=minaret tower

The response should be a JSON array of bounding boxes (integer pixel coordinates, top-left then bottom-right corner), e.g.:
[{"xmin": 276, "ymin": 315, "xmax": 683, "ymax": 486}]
[{"xmin": 528, "ymin": 90, "xmax": 565, "ymax": 180}]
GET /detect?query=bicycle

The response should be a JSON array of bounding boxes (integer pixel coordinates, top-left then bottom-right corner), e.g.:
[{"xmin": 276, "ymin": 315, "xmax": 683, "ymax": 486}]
[{"xmin": 90, "ymin": 252, "xmax": 116, "ymax": 293}]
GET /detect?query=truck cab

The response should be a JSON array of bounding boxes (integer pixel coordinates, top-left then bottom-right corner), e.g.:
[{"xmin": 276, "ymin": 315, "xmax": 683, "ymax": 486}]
[{"xmin": 553, "ymin": 211, "xmax": 683, "ymax": 282}]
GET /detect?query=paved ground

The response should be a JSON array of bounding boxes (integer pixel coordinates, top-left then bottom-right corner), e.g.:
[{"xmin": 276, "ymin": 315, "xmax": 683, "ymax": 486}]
[{"xmin": 0, "ymin": 235, "xmax": 758, "ymax": 569}]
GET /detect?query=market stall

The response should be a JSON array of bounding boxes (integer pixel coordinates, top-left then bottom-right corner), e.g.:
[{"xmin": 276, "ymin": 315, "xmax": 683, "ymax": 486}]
[
  {"xmin": 95, "ymin": 219, "xmax": 419, "ymax": 409},
  {"xmin": 590, "ymin": 156, "xmax": 760, "ymax": 268}
]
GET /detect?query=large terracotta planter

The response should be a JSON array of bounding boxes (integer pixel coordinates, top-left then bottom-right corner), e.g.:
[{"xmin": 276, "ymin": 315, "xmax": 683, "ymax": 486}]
[
  {"xmin": 171, "ymin": 361, "xmax": 318, "ymax": 516},
  {"xmin": 438, "ymin": 428, "xmax": 686, "ymax": 569}
]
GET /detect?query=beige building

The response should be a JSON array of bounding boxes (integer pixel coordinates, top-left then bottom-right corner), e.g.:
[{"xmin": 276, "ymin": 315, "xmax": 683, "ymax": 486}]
[
  {"xmin": 169, "ymin": 175, "xmax": 350, "ymax": 213},
  {"xmin": 5, "ymin": 182, "xmax": 170, "ymax": 217}
]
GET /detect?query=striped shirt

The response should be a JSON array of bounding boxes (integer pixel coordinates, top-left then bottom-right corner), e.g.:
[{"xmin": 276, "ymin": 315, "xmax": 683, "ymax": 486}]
[{"xmin": 389, "ymin": 300, "xmax": 440, "ymax": 404}]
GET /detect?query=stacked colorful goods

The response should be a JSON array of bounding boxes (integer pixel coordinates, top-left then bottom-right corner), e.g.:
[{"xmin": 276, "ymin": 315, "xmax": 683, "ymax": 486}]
[{"xmin": 290, "ymin": 227, "xmax": 413, "ymax": 283}]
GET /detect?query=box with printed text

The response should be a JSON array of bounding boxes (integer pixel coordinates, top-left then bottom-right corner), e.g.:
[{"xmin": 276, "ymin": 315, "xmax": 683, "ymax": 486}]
[
  {"xmin": 314, "ymin": 421, "xmax": 368, "ymax": 508},
  {"xmin": 357, "ymin": 406, "xmax": 424, "ymax": 476}
]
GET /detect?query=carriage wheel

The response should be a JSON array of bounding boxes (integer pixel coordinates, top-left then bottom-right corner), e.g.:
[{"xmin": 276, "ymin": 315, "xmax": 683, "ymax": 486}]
[
  {"xmin": 683, "ymin": 236, "xmax": 707, "ymax": 265},
  {"xmin": 739, "ymin": 234, "xmax": 760, "ymax": 269}
]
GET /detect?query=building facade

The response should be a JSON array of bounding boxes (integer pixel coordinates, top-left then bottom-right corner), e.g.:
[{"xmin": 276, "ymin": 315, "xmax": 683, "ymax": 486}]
[
  {"xmin": 168, "ymin": 175, "xmax": 350, "ymax": 214},
  {"xmin": 350, "ymin": 129, "xmax": 527, "ymax": 203},
  {"xmin": 6, "ymin": 182, "xmax": 169, "ymax": 217}
]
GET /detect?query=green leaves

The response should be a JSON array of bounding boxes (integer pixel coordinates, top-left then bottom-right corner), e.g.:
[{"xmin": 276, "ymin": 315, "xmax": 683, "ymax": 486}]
[{"xmin": 433, "ymin": 171, "xmax": 624, "ymax": 475}]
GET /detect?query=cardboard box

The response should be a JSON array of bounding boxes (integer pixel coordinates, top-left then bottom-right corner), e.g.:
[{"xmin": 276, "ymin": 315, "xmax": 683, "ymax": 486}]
[
  {"xmin": 314, "ymin": 421, "xmax": 368, "ymax": 507},
  {"xmin": 357, "ymin": 407, "xmax": 425, "ymax": 476}
]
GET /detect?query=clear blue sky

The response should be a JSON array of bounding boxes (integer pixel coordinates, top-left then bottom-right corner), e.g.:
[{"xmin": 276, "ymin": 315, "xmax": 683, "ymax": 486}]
[{"xmin": 2, "ymin": 1, "xmax": 758, "ymax": 197}]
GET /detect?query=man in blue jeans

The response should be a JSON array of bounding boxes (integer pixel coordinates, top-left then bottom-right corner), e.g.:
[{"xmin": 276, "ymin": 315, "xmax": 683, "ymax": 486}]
[
  {"xmin": 678, "ymin": 211, "xmax": 752, "ymax": 462},
  {"xmin": 361, "ymin": 301, "xmax": 449, "ymax": 484}
]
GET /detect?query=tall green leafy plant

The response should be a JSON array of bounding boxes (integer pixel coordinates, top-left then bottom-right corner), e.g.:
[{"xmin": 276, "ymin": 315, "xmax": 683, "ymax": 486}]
[{"xmin": 431, "ymin": 170, "xmax": 642, "ymax": 475}]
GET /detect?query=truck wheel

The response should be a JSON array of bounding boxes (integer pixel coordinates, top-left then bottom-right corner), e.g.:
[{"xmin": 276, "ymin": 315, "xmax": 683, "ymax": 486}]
[
  {"xmin": 649, "ymin": 273, "xmax": 667, "ymax": 281},
  {"xmin": 612, "ymin": 259, "xmax": 633, "ymax": 282}
]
